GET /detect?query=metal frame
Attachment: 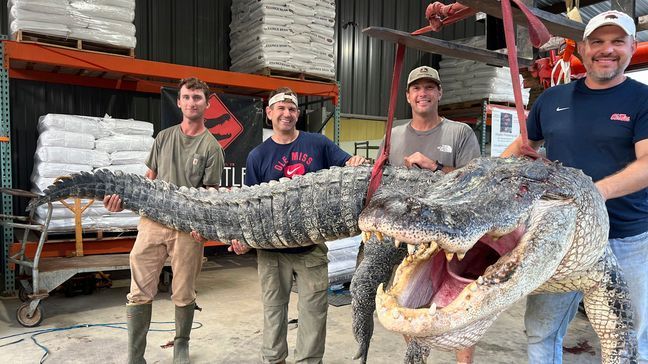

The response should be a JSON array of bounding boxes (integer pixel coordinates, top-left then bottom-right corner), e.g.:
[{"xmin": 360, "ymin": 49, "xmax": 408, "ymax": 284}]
[
  {"xmin": 1, "ymin": 40, "xmax": 342, "ymax": 295},
  {"xmin": 1, "ymin": 38, "xmax": 14, "ymax": 295}
]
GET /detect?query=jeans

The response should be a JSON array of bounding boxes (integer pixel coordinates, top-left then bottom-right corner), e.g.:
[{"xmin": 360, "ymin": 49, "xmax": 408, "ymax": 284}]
[{"xmin": 525, "ymin": 230, "xmax": 648, "ymax": 364}]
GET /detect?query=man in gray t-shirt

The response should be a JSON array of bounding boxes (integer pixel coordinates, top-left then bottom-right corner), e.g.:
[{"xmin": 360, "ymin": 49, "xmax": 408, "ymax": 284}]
[
  {"xmin": 386, "ymin": 66, "xmax": 480, "ymax": 172},
  {"xmin": 387, "ymin": 66, "xmax": 480, "ymax": 364}
]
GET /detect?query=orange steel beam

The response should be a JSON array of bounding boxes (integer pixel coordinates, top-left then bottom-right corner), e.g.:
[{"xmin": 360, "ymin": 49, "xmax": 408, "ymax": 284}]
[
  {"xmin": 9, "ymin": 68, "xmax": 172, "ymax": 93},
  {"xmin": 3, "ymin": 41, "xmax": 339, "ymax": 103}
]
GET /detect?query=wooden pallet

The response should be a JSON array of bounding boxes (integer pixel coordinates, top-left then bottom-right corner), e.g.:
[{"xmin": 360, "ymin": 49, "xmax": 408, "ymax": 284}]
[
  {"xmin": 15, "ymin": 31, "xmax": 135, "ymax": 57},
  {"xmin": 257, "ymin": 67, "xmax": 336, "ymax": 83}
]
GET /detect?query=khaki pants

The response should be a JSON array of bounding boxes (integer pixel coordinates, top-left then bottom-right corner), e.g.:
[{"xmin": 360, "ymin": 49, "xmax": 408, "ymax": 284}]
[
  {"xmin": 257, "ymin": 244, "xmax": 329, "ymax": 364},
  {"xmin": 127, "ymin": 217, "xmax": 204, "ymax": 306}
]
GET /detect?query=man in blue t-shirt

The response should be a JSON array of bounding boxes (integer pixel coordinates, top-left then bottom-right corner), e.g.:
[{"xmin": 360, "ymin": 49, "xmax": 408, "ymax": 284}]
[
  {"xmin": 503, "ymin": 10, "xmax": 648, "ymax": 363},
  {"xmin": 230, "ymin": 87, "xmax": 366, "ymax": 364}
]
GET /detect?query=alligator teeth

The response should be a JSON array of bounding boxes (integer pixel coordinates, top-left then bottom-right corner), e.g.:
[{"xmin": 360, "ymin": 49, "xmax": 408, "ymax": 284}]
[
  {"xmin": 428, "ymin": 303, "xmax": 437, "ymax": 315},
  {"xmin": 361, "ymin": 231, "xmax": 370, "ymax": 242},
  {"xmin": 394, "ymin": 240, "xmax": 401, "ymax": 248},
  {"xmin": 477, "ymin": 276, "xmax": 484, "ymax": 284},
  {"xmin": 469, "ymin": 283, "xmax": 478, "ymax": 292},
  {"xmin": 445, "ymin": 252, "xmax": 454, "ymax": 261},
  {"xmin": 457, "ymin": 252, "xmax": 466, "ymax": 261},
  {"xmin": 429, "ymin": 242, "xmax": 438, "ymax": 252},
  {"xmin": 407, "ymin": 244, "xmax": 416, "ymax": 255},
  {"xmin": 392, "ymin": 308, "xmax": 400, "ymax": 319},
  {"xmin": 375, "ymin": 232, "xmax": 384, "ymax": 241}
]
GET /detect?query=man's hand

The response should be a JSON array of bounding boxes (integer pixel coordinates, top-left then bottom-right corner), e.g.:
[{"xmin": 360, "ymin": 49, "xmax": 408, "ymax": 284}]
[
  {"xmin": 404, "ymin": 152, "xmax": 436, "ymax": 170},
  {"xmin": 103, "ymin": 194, "xmax": 124, "ymax": 212},
  {"xmin": 190, "ymin": 230, "xmax": 207, "ymax": 243},
  {"xmin": 228, "ymin": 239, "xmax": 252, "ymax": 255},
  {"xmin": 345, "ymin": 155, "xmax": 368, "ymax": 167}
]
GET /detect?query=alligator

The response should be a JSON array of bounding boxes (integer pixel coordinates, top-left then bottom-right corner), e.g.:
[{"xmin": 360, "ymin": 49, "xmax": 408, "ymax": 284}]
[
  {"xmin": 357, "ymin": 157, "xmax": 637, "ymax": 363},
  {"xmin": 27, "ymin": 157, "xmax": 636, "ymax": 363},
  {"xmin": 27, "ymin": 165, "xmax": 440, "ymax": 249}
]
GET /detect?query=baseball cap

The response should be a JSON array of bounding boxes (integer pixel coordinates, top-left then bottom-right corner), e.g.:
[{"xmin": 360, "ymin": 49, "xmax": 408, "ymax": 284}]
[
  {"xmin": 583, "ymin": 10, "xmax": 636, "ymax": 40},
  {"xmin": 407, "ymin": 66, "xmax": 441, "ymax": 87}
]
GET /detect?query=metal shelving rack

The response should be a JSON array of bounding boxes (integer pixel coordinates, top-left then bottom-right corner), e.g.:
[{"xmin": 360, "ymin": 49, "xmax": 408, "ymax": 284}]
[
  {"xmin": 0, "ymin": 40, "xmax": 341, "ymax": 295},
  {"xmin": 1, "ymin": 37, "xmax": 14, "ymax": 295}
]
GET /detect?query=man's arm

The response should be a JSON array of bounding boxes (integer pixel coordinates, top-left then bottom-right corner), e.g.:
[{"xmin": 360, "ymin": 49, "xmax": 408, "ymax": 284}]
[
  {"xmin": 500, "ymin": 136, "xmax": 544, "ymax": 157},
  {"xmin": 596, "ymin": 139, "xmax": 648, "ymax": 201},
  {"xmin": 104, "ymin": 168, "xmax": 157, "ymax": 212}
]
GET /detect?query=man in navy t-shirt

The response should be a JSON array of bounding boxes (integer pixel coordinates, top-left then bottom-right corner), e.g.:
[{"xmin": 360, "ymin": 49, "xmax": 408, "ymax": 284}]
[
  {"xmin": 503, "ymin": 10, "xmax": 648, "ymax": 363},
  {"xmin": 230, "ymin": 86, "xmax": 366, "ymax": 364}
]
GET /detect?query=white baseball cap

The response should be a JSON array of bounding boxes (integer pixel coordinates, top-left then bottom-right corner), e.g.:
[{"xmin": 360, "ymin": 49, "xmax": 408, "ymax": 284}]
[{"xmin": 583, "ymin": 10, "xmax": 636, "ymax": 40}]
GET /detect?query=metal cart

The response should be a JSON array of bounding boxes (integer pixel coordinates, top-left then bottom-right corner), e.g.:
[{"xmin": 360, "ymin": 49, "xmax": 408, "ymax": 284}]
[{"xmin": 1, "ymin": 188, "xmax": 160, "ymax": 327}]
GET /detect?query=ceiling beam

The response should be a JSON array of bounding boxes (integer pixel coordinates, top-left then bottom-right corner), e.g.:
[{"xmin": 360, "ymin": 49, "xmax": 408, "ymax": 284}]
[
  {"xmin": 363, "ymin": 27, "xmax": 533, "ymax": 67},
  {"xmin": 458, "ymin": 0, "xmax": 585, "ymax": 40}
]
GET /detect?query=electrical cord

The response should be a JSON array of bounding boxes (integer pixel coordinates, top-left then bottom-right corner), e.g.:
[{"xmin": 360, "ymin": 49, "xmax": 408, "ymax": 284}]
[{"xmin": 0, "ymin": 321, "xmax": 203, "ymax": 363}]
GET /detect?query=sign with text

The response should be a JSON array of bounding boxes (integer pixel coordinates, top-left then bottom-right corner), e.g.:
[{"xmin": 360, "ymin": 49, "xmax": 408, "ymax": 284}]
[
  {"xmin": 490, "ymin": 106, "xmax": 527, "ymax": 157},
  {"xmin": 161, "ymin": 88, "xmax": 264, "ymax": 187}
]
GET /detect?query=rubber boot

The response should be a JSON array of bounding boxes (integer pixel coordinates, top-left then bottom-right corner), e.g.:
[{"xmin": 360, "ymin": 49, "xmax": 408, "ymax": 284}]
[
  {"xmin": 173, "ymin": 303, "xmax": 195, "ymax": 364},
  {"xmin": 127, "ymin": 303, "xmax": 152, "ymax": 364}
]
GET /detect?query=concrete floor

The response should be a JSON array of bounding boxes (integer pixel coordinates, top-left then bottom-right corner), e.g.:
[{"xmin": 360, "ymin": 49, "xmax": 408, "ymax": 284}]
[{"xmin": 0, "ymin": 252, "xmax": 601, "ymax": 363}]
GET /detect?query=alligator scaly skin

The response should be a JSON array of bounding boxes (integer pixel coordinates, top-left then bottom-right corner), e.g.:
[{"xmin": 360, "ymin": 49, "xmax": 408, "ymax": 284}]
[{"xmin": 28, "ymin": 165, "xmax": 441, "ymax": 249}]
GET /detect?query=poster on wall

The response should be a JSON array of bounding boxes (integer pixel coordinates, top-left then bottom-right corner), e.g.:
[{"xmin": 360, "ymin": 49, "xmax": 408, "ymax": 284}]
[
  {"xmin": 161, "ymin": 87, "xmax": 264, "ymax": 187},
  {"xmin": 490, "ymin": 106, "xmax": 528, "ymax": 157}
]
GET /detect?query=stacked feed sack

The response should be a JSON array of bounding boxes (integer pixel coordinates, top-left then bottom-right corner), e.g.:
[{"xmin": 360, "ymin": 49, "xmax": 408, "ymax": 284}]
[
  {"xmin": 326, "ymin": 235, "xmax": 362, "ymax": 286},
  {"xmin": 9, "ymin": 0, "xmax": 136, "ymax": 49},
  {"xmin": 31, "ymin": 114, "xmax": 152, "ymax": 231},
  {"xmin": 230, "ymin": 0, "xmax": 336, "ymax": 80},
  {"xmin": 438, "ymin": 36, "xmax": 530, "ymax": 106}
]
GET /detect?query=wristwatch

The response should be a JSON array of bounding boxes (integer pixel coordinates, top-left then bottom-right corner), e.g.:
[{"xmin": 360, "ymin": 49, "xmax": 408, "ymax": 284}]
[{"xmin": 434, "ymin": 161, "xmax": 444, "ymax": 172}]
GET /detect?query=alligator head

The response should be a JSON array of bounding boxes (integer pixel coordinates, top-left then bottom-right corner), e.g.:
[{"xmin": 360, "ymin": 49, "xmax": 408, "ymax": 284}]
[{"xmin": 357, "ymin": 157, "xmax": 622, "ymax": 354}]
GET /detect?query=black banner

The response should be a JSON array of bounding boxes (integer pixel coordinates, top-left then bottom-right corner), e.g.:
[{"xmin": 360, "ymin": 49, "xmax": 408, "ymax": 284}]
[{"xmin": 161, "ymin": 88, "xmax": 264, "ymax": 187}]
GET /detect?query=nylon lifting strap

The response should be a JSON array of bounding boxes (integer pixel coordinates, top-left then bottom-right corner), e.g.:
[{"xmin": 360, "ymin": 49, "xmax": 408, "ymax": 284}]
[
  {"xmin": 365, "ymin": 43, "xmax": 405, "ymax": 205},
  {"xmin": 365, "ymin": 0, "xmax": 550, "ymax": 205}
]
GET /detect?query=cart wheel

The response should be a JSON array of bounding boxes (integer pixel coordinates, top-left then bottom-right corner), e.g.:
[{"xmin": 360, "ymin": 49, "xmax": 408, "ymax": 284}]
[
  {"xmin": 18, "ymin": 286, "xmax": 31, "ymax": 302},
  {"xmin": 16, "ymin": 302, "xmax": 44, "ymax": 327}
]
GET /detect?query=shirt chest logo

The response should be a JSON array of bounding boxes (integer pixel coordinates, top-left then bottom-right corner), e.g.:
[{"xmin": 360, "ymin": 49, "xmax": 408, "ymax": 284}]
[
  {"xmin": 610, "ymin": 113, "xmax": 631, "ymax": 122},
  {"xmin": 437, "ymin": 145, "xmax": 453, "ymax": 153}
]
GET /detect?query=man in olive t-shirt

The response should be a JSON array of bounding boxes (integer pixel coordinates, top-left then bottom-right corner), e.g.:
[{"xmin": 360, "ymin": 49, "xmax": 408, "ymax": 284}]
[{"xmin": 104, "ymin": 77, "xmax": 224, "ymax": 364}]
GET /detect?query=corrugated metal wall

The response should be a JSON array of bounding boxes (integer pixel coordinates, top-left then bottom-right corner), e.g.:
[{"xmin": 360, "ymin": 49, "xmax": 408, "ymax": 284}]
[
  {"xmin": 2, "ymin": 0, "xmax": 484, "ymax": 207},
  {"xmin": 336, "ymin": 0, "xmax": 485, "ymax": 118},
  {"xmin": 4, "ymin": 0, "xmax": 234, "ymax": 211}
]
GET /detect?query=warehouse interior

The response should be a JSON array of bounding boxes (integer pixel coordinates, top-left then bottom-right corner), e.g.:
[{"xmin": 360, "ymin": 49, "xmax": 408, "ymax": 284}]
[{"xmin": 1, "ymin": 0, "xmax": 647, "ymax": 363}]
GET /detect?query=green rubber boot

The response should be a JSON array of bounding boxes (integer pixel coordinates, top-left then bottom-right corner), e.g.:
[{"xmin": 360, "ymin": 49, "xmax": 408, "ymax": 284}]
[
  {"xmin": 173, "ymin": 303, "xmax": 195, "ymax": 364},
  {"xmin": 127, "ymin": 303, "xmax": 152, "ymax": 364}
]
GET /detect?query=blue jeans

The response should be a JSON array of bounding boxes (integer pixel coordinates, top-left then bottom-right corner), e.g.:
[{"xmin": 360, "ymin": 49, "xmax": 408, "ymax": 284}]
[{"xmin": 525, "ymin": 230, "xmax": 648, "ymax": 364}]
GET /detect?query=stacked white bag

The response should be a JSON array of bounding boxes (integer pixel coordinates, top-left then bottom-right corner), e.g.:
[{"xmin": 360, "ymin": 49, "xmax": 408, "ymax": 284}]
[
  {"xmin": 326, "ymin": 236, "xmax": 361, "ymax": 286},
  {"xmin": 438, "ymin": 36, "xmax": 530, "ymax": 106},
  {"xmin": 32, "ymin": 114, "xmax": 153, "ymax": 231},
  {"xmin": 230, "ymin": 0, "xmax": 336, "ymax": 80},
  {"xmin": 9, "ymin": 0, "xmax": 137, "ymax": 49}
]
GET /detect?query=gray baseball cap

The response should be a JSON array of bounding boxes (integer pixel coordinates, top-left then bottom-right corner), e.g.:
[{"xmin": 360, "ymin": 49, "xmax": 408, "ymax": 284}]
[{"xmin": 407, "ymin": 66, "xmax": 441, "ymax": 87}]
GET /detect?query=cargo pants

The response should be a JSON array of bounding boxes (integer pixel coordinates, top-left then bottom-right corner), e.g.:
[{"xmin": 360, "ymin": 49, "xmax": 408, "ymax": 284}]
[
  {"xmin": 257, "ymin": 244, "xmax": 329, "ymax": 364},
  {"xmin": 127, "ymin": 217, "xmax": 204, "ymax": 306}
]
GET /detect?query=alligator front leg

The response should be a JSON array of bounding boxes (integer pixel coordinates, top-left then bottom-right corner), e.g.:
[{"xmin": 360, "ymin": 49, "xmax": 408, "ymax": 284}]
[
  {"xmin": 583, "ymin": 247, "xmax": 637, "ymax": 364},
  {"xmin": 351, "ymin": 237, "xmax": 406, "ymax": 363}
]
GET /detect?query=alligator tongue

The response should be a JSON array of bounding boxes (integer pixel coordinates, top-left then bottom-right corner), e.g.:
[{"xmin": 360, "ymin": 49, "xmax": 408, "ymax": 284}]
[
  {"xmin": 430, "ymin": 228, "xmax": 525, "ymax": 308},
  {"xmin": 431, "ymin": 269, "xmax": 471, "ymax": 307}
]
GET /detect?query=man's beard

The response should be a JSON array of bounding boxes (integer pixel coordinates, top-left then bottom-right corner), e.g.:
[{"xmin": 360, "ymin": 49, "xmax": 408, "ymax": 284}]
[{"xmin": 588, "ymin": 67, "xmax": 621, "ymax": 82}]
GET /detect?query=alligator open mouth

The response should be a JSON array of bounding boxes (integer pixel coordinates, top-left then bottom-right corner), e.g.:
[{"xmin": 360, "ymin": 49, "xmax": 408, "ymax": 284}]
[{"xmin": 363, "ymin": 226, "xmax": 525, "ymax": 324}]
